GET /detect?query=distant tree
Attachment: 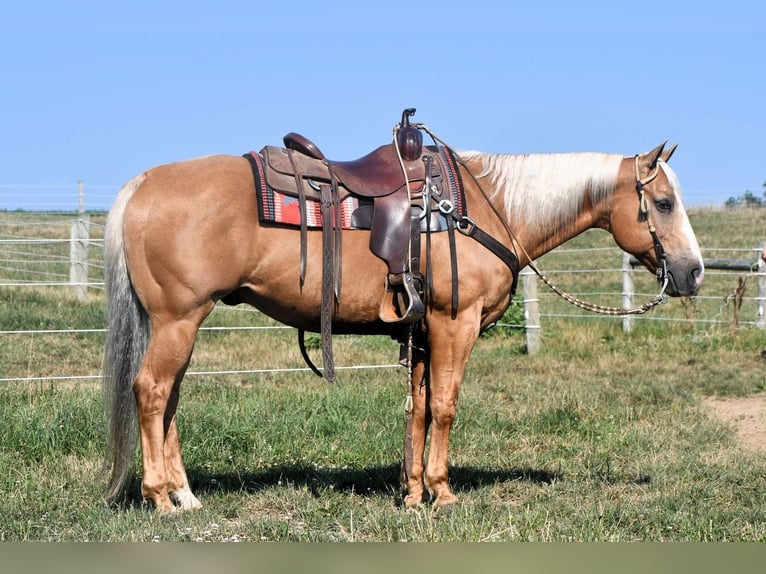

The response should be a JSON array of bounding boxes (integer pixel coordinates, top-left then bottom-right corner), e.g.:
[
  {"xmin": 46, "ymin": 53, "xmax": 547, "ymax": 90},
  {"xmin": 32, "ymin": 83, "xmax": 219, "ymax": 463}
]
[{"xmin": 725, "ymin": 181, "xmax": 766, "ymax": 209}]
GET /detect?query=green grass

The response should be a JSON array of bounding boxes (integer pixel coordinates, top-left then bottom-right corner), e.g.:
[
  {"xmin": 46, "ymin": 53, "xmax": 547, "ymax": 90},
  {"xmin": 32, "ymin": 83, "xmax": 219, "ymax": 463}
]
[{"xmin": 1, "ymin": 208, "xmax": 766, "ymax": 541}]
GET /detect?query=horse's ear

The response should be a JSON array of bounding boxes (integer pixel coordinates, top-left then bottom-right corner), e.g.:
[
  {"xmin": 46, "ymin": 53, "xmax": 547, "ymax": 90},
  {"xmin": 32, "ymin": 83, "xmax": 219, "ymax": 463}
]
[
  {"xmin": 639, "ymin": 140, "xmax": 668, "ymax": 172},
  {"xmin": 661, "ymin": 141, "xmax": 679, "ymax": 163}
]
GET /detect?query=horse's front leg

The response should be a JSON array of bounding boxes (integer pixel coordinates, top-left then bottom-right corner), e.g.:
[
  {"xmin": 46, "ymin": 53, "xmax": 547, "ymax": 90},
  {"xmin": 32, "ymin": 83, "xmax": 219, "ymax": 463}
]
[
  {"xmin": 401, "ymin": 348, "xmax": 430, "ymax": 508},
  {"xmin": 422, "ymin": 315, "xmax": 479, "ymax": 507}
]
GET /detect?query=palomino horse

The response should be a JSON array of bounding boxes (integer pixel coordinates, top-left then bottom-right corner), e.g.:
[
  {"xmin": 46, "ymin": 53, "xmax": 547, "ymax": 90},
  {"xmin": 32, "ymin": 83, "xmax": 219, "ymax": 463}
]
[{"xmin": 102, "ymin": 132, "xmax": 703, "ymax": 512}]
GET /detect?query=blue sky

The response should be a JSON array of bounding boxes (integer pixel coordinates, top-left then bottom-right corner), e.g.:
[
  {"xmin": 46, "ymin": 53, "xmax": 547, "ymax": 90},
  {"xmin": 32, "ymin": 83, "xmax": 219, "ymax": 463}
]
[{"xmin": 1, "ymin": 1, "xmax": 763, "ymax": 211}]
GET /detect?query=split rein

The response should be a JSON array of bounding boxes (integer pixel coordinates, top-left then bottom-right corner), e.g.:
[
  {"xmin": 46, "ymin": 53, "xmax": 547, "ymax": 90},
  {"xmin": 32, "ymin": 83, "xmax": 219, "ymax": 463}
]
[{"xmin": 411, "ymin": 124, "xmax": 669, "ymax": 317}]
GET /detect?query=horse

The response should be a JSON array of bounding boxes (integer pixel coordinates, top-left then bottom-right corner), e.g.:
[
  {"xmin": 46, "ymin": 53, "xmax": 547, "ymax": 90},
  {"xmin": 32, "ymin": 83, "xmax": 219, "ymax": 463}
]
[{"xmin": 101, "ymin": 131, "xmax": 704, "ymax": 512}]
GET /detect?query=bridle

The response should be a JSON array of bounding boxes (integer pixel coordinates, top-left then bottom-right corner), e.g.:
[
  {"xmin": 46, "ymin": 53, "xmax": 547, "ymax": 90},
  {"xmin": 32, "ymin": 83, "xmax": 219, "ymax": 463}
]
[{"xmin": 634, "ymin": 154, "xmax": 670, "ymax": 298}]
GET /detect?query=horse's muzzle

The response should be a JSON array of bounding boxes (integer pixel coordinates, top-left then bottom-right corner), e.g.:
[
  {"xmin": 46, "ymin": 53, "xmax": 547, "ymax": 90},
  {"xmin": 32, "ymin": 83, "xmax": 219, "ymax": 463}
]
[{"xmin": 666, "ymin": 263, "xmax": 704, "ymax": 297}]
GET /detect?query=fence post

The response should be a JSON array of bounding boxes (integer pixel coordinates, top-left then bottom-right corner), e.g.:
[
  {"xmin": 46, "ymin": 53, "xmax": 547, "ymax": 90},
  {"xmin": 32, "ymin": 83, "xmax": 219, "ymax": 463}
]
[
  {"xmin": 521, "ymin": 266, "xmax": 541, "ymax": 354},
  {"xmin": 622, "ymin": 251, "xmax": 635, "ymax": 333},
  {"xmin": 77, "ymin": 180, "xmax": 84, "ymax": 214},
  {"xmin": 757, "ymin": 241, "xmax": 766, "ymax": 329},
  {"xmin": 70, "ymin": 214, "xmax": 90, "ymax": 301}
]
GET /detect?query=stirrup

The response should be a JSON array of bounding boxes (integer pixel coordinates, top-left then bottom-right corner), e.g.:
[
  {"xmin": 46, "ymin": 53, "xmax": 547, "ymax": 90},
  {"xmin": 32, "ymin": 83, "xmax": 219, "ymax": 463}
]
[{"xmin": 379, "ymin": 273, "xmax": 425, "ymax": 323}]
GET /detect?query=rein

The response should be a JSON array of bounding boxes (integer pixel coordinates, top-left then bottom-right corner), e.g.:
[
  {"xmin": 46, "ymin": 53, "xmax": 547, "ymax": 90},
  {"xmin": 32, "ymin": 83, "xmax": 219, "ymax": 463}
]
[
  {"xmin": 521, "ymin": 157, "xmax": 670, "ymax": 316},
  {"xmin": 417, "ymin": 123, "xmax": 669, "ymax": 316}
]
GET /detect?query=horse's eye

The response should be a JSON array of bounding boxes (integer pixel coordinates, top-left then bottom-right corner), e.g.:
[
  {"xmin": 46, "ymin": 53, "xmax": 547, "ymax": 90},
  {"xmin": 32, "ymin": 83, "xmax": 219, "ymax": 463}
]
[{"xmin": 654, "ymin": 198, "xmax": 673, "ymax": 213}]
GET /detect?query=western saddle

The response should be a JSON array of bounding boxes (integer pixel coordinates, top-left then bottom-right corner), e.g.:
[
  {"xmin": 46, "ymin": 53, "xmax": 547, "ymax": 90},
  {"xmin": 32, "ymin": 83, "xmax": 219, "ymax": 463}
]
[
  {"xmin": 260, "ymin": 108, "xmax": 446, "ymax": 321},
  {"xmin": 255, "ymin": 109, "xmax": 451, "ymax": 380},
  {"xmin": 247, "ymin": 109, "xmax": 520, "ymax": 381}
]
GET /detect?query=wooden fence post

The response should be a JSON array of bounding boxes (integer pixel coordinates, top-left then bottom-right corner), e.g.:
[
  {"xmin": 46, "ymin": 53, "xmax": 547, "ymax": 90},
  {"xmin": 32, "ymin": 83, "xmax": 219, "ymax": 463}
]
[
  {"xmin": 622, "ymin": 251, "xmax": 635, "ymax": 333},
  {"xmin": 757, "ymin": 241, "xmax": 766, "ymax": 329},
  {"xmin": 521, "ymin": 266, "xmax": 541, "ymax": 354},
  {"xmin": 70, "ymin": 214, "xmax": 90, "ymax": 301}
]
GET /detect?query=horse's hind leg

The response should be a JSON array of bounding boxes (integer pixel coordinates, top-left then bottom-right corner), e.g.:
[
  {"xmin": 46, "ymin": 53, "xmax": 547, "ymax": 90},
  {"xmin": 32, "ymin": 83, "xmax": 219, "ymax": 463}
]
[
  {"xmin": 134, "ymin": 313, "xmax": 207, "ymax": 512},
  {"xmin": 164, "ymin": 394, "xmax": 201, "ymax": 510}
]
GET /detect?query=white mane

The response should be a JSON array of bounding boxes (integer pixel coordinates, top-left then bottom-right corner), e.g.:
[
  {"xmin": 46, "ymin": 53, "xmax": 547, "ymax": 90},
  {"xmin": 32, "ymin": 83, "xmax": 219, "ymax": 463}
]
[{"xmin": 459, "ymin": 151, "xmax": 623, "ymax": 232}]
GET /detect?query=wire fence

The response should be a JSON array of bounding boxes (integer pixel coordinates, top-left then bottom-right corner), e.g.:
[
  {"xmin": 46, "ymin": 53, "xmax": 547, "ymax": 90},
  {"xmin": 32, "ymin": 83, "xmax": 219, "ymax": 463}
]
[
  {"xmin": 0, "ymin": 183, "xmax": 120, "ymax": 213},
  {"xmin": 0, "ymin": 182, "xmax": 740, "ymax": 213},
  {"xmin": 1, "ymin": 211, "xmax": 764, "ymax": 384},
  {"xmin": 518, "ymin": 243, "xmax": 765, "ymax": 354}
]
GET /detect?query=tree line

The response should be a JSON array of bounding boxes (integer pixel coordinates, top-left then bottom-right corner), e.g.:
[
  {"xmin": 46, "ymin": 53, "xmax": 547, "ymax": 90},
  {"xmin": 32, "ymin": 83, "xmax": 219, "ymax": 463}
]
[{"xmin": 726, "ymin": 181, "xmax": 766, "ymax": 208}]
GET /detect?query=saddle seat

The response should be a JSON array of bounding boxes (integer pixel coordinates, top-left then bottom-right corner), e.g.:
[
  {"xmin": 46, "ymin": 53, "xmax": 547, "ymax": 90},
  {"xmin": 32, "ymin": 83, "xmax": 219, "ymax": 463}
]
[{"xmin": 281, "ymin": 131, "xmax": 427, "ymax": 198}]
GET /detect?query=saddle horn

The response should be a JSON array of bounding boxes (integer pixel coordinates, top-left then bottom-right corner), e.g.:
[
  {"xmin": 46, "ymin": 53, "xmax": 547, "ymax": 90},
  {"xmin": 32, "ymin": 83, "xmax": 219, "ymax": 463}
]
[{"xmin": 397, "ymin": 108, "xmax": 423, "ymax": 161}]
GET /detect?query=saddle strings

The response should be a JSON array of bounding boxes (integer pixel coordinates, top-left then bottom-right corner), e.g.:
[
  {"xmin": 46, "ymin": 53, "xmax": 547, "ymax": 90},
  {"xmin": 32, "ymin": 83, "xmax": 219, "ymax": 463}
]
[{"xmin": 412, "ymin": 123, "xmax": 666, "ymax": 316}]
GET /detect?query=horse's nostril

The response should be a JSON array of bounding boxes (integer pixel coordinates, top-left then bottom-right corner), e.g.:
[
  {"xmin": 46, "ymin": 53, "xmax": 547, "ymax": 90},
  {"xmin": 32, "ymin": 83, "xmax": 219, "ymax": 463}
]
[{"xmin": 689, "ymin": 267, "xmax": 704, "ymax": 293}]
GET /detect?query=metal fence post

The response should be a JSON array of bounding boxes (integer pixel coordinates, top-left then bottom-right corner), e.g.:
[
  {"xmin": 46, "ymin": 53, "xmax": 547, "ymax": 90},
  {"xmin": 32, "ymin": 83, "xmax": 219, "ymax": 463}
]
[
  {"xmin": 70, "ymin": 214, "xmax": 90, "ymax": 301},
  {"xmin": 521, "ymin": 266, "xmax": 541, "ymax": 354}
]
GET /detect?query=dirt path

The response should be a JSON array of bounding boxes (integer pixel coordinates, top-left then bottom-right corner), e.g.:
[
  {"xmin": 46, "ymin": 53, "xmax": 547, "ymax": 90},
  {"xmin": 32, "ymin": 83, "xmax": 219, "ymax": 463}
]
[{"xmin": 703, "ymin": 395, "xmax": 766, "ymax": 452}]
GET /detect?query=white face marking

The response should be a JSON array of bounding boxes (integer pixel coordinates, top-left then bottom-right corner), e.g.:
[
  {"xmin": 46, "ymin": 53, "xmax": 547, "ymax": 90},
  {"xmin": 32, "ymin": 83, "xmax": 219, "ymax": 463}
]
[{"xmin": 660, "ymin": 162, "xmax": 704, "ymax": 286}]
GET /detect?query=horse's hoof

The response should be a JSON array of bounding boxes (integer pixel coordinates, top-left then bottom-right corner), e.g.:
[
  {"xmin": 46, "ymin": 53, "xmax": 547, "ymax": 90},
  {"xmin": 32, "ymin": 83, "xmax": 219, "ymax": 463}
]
[
  {"xmin": 433, "ymin": 493, "xmax": 459, "ymax": 509},
  {"xmin": 403, "ymin": 495, "xmax": 422, "ymax": 509},
  {"xmin": 403, "ymin": 488, "xmax": 431, "ymax": 509},
  {"xmin": 155, "ymin": 502, "xmax": 177, "ymax": 516},
  {"xmin": 170, "ymin": 487, "xmax": 203, "ymax": 511}
]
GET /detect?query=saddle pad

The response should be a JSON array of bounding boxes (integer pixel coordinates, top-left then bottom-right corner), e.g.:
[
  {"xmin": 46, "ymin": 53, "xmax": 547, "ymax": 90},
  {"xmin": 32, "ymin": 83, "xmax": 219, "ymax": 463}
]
[
  {"xmin": 244, "ymin": 151, "xmax": 365, "ymax": 229},
  {"xmin": 262, "ymin": 188, "xmax": 363, "ymax": 229},
  {"xmin": 243, "ymin": 146, "xmax": 466, "ymax": 230}
]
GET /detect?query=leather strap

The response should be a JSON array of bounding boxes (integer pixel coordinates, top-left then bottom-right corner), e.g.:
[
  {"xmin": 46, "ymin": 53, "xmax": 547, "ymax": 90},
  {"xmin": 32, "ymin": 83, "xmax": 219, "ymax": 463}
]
[
  {"xmin": 424, "ymin": 182, "xmax": 435, "ymax": 305},
  {"xmin": 319, "ymin": 182, "xmax": 336, "ymax": 382},
  {"xmin": 410, "ymin": 208, "xmax": 422, "ymax": 289},
  {"xmin": 446, "ymin": 211, "xmax": 459, "ymax": 318},
  {"xmin": 456, "ymin": 216, "xmax": 520, "ymax": 295},
  {"xmin": 330, "ymin": 168, "xmax": 343, "ymax": 302},
  {"xmin": 286, "ymin": 149, "xmax": 308, "ymax": 287},
  {"xmin": 298, "ymin": 329, "xmax": 323, "ymax": 377}
]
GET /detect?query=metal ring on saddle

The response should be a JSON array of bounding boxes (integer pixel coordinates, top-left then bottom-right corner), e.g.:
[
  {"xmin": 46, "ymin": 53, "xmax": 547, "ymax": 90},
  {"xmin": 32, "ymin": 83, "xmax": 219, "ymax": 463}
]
[
  {"xmin": 456, "ymin": 216, "xmax": 476, "ymax": 235},
  {"xmin": 438, "ymin": 199, "xmax": 454, "ymax": 215}
]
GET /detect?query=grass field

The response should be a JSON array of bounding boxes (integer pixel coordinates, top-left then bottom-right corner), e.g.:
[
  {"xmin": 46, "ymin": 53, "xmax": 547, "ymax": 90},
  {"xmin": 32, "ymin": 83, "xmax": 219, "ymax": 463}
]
[{"xmin": 1, "ymin": 208, "xmax": 765, "ymax": 541}]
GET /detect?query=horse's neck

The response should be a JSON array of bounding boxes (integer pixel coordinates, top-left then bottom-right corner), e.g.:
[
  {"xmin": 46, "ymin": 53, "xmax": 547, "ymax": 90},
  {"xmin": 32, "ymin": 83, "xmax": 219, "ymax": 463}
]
[
  {"xmin": 468, "ymin": 151, "xmax": 620, "ymax": 264},
  {"xmin": 508, "ymin": 200, "xmax": 602, "ymax": 264}
]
